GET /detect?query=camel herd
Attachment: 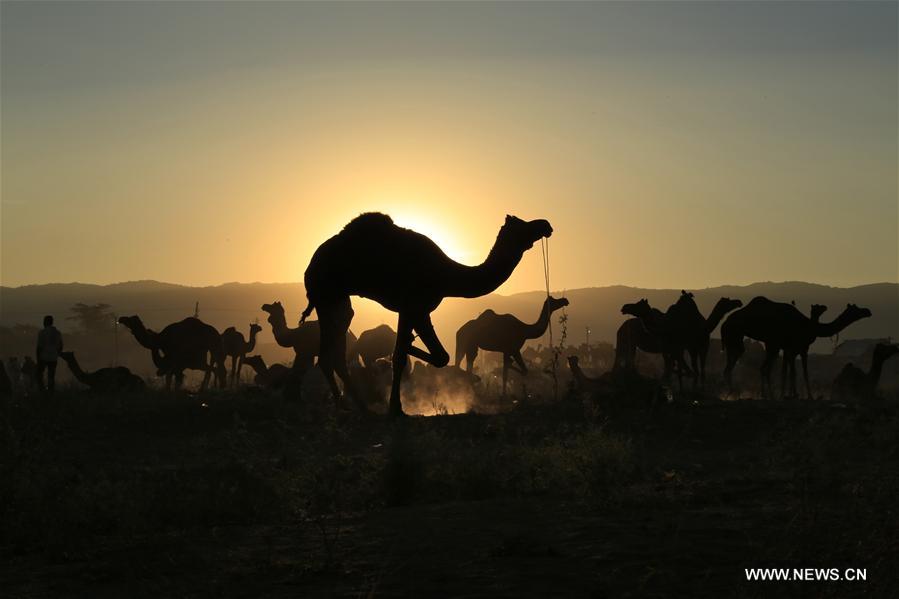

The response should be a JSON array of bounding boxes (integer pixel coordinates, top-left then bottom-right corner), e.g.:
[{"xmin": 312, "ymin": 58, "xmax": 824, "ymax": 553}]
[{"xmin": 3, "ymin": 213, "xmax": 895, "ymax": 412}]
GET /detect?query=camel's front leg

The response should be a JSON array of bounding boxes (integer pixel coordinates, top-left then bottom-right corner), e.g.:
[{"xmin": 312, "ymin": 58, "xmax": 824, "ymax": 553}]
[
  {"xmin": 510, "ymin": 351, "xmax": 528, "ymax": 375},
  {"xmin": 389, "ymin": 314, "xmax": 415, "ymax": 417}
]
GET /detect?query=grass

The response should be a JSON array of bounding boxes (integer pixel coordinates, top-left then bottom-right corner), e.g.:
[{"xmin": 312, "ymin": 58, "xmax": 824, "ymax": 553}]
[{"xmin": 2, "ymin": 386, "xmax": 898, "ymax": 597}]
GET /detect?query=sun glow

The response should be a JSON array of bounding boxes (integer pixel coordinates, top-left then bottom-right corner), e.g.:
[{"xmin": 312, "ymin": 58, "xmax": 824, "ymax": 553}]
[{"xmin": 394, "ymin": 216, "xmax": 467, "ymax": 263}]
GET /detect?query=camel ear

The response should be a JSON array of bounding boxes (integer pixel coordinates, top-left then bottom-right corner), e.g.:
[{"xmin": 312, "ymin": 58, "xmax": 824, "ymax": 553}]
[{"xmin": 505, "ymin": 214, "xmax": 512, "ymax": 223}]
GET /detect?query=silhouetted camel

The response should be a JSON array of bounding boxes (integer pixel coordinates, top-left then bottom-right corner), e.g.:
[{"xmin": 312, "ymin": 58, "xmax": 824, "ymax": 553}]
[
  {"xmin": 352, "ymin": 324, "xmax": 397, "ymax": 368},
  {"xmin": 241, "ymin": 355, "xmax": 292, "ymax": 390},
  {"xmin": 455, "ymin": 296, "xmax": 569, "ymax": 395},
  {"xmin": 260, "ymin": 301, "xmax": 357, "ymax": 374},
  {"xmin": 666, "ymin": 292, "xmax": 743, "ymax": 387},
  {"xmin": 59, "ymin": 351, "xmax": 145, "ymax": 392},
  {"xmin": 831, "ymin": 343, "xmax": 899, "ymax": 402},
  {"xmin": 614, "ymin": 318, "xmax": 663, "ymax": 371},
  {"xmin": 621, "ymin": 298, "xmax": 692, "ymax": 388},
  {"xmin": 119, "ymin": 315, "xmax": 226, "ymax": 391},
  {"xmin": 567, "ymin": 355, "xmax": 607, "ymax": 394},
  {"xmin": 722, "ymin": 298, "xmax": 871, "ymax": 399},
  {"xmin": 779, "ymin": 304, "xmax": 827, "ymax": 398},
  {"xmin": 221, "ymin": 323, "xmax": 262, "ymax": 386},
  {"xmin": 301, "ymin": 212, "xmax": 552, "ymax": 417}
]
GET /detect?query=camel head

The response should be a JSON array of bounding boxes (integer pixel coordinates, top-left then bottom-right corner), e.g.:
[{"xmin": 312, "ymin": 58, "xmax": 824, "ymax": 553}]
[
  {"xmin": 718, "ymin": 297, "xmax": 743, "ymax": 312},
  {"xmin": 261, "ymin": 302, "xmax": 286, "ymax": 324},
  {"xmin": 547, "ymin": 295, "xmax": 570, "ymax": 313},
  {"xmin": 621, "ymin": 298, "xmax": 651, "ymax": 318},
  {"xmin": 499, "ymin": 215, "xmax": 552, "ymax": 251},
  {"xmin": 873, "ymin": 343, "xmax": 899, "ymax": 364},
  {"xmin": 249, "ymin": 323, "xmax": 263, "ymax": 336},
  {"xmin": 810, "ymin": 304, "xmax": 828, "ymax": 321},
  {"xmin": 117, "ymin": 315, "xmax": 144, "ymax": 331},
  {"xmin": 840, "ymin": 303, "xmax": 872, "ymax": 324},
  {"xmin": 681, "ymin": 290, "xmax": 694, "ymax": 298}
]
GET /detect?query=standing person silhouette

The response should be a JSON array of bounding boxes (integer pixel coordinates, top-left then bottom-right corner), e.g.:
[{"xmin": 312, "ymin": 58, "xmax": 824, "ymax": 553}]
[{"xmin": 36, "ymin": 315, "xmax": 63, "ymax": 396}]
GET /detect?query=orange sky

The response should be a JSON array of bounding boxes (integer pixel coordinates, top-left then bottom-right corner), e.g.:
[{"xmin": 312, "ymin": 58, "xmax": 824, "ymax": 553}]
[{"xmin": 2, "ymin": 2, "xmax": 896, "ymax": 292}]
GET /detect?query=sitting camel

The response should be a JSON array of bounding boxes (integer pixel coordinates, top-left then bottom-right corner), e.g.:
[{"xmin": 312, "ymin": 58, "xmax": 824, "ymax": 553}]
[
  {"xmin": 567, "ymin": 356, "xmax": 607, "ymax": 394},
  {"xmin": 59, "ymin": 351, "xmax": 145, "ymax": 392},
  {"xmin": 455, "ymin": 295, "xmax": 569, "ymax": 395},
  {"xmin": 620, "ymin": 297, "xmax": 693, "ymax": 388},
  {"xmin": 721, "ymin": 298, "xmax": 871, "ymax": 399},
  {"xmin": 300, "ymin": 212, "xmax": 552, "ymax": 417},
  {"xmin": 241, "ymin": 355, "xmax": 292, "ymax": 390},
  {"xmin": 831, "ymin": 343, "xmax": 899, "ymax": 402},
  {"xmin": 221, "ymin": 323, "xmax": 262, "ymax": 386},
  {"xmin": 352, "ymin": 324, "xmax": 397, "ymax": 368},
  {"xmin": 260, "ymin": 301, "xmax": 357, "ymax": 374},
  {"xmin": 119, "ymin": 315, "xmax": 226, "ymax": 391}
]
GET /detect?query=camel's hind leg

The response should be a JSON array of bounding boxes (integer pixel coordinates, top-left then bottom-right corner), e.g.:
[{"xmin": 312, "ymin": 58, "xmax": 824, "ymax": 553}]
[{"xmin": 317, "ymin": 296, "xmax": 362, "ymax": 410}]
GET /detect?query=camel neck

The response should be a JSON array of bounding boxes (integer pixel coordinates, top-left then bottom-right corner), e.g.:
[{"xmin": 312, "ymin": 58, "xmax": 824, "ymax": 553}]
[
  {"xmin": 129, "ymin": 323, "xmax": 156, "ymax": 349},
  {"xmin": 525, "ymin": 301, "xmax": 553, "ymax": 339},
  {"xmin": 704, "ymin": 303, "xmax": 730, "ymax": 335},
  {"xmin": 246, "ymin": 328, "xmax": 259, "ymax": 352},
  {"xmin": 444, "ymin": 238, "xmax": 524, "ymax": 299},
  {"xmin": 814, "ymin": 313, "xmax": 857, "ymax": 338},
  {"xmin": 64, "ymin": 356, "xmax": 90, "ymax": 384}
]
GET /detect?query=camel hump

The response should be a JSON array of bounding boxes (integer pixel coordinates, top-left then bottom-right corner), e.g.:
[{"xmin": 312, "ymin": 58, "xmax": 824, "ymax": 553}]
[
  {"xmin": 223, "ymin": 326, "xmax": 236, "ymax": 334},
  {"xmin": 343, "ymin": 212, "xmax": 394, "ymax": 234}
]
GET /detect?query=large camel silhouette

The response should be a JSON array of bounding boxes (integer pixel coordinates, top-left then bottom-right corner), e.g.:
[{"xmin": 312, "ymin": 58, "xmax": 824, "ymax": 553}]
[
  {"xmin": 665, "ymin": 292, "xmax": 743, "ymax": 387},
  {"xmin": 221, "ymin": 323, "xmax": 262, "ymax": 386},
  {"xmin": 721, "ymin": 298, "xmax": 871, "ymax": 399},
  {"xmin": 620, "ymin": 297, "xmax": 693, "ymax": 388},
  {"xmin": 352, "ymin": 324, "xmax": 397, "ymax": 368},
  {"xmin": 260, "ymin": 301, "xmax": 357, "ymax": 373},
  {"xmin": 831, "ymin": 343, "xmax": 899, "ymax": 402},
  {"xmin": 455, "ymin": 295, "xmax": 569, "ymax": 395},
  {"xmin": 59, "ymin": 351, "xmax": 145, "ymax": 392},
  {"xmin": 119, "ymin": 315, "xmax": 226, "ymax": 391},
  {"xmin": 241, "ymin": 355, "xmax": 292, "ymax": 390},
  {"xmin": 300, "ymin": 212, "xmax": 552, "ymax": 417}
]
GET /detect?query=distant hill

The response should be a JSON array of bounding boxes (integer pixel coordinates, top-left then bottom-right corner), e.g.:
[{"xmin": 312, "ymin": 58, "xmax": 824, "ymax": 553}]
[{"xmin": 2, "ymin": 280, "xmax": 896, "ymax": 356}]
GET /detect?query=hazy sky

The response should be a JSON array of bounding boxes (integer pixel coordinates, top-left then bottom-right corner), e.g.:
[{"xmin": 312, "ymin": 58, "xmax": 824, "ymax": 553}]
[{"xmin": 2, "ymin": 1, "xmax": 896, "ymax": 293}]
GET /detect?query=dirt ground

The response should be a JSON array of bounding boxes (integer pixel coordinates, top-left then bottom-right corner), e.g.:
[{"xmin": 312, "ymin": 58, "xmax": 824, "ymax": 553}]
[{"xmin": 2, "ymin": 387, "xmax": 897, "ymax": 598}]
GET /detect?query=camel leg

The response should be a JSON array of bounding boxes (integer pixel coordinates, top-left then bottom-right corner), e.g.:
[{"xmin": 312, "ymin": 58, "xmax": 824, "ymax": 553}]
[
  {"xmin": 780, "ymin": 354, "xmax": 789, "ymax": 399},
  {"xmin": 511, "ymin": 351, "xmax": 528, "ymax": 376},
  {"xmin": 501, "ymin": 354, "xmax": 510, "ymax": 396},
  {"xmin": 723, "ymin": 338, "xmax": 744, "ymax": 393},
  {"xmin": 389, "ymin": 314, "xmax": 415, "ymax": 417},
  {"xmin": 699, "ymin": 349, "xmax": 707, "ymax": 389},
  {"xmin": 801, "ymin": 353, "xmax": 812, "ymax": 400},
  {"xmin": 465, "ymin": 349, "xmax": 477, "ymax": 373},
  {"xmin": 407, "ymin": 313, "xmax": 450, "ymax": 367},
  {"xmin": 760, "ymin": 345, "xmax": 778, "ymax": 399},
  {"xmin": 693, "ymin": 351, "xmax": 700, "ymax": 388}
]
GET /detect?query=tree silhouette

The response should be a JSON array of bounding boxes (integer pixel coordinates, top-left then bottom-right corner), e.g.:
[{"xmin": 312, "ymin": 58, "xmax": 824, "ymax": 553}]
[{"xmin": 68, "ymin": 303, "xmax": 115, "ymax": 334}]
